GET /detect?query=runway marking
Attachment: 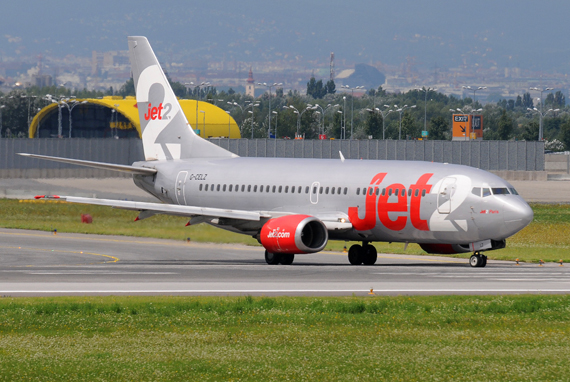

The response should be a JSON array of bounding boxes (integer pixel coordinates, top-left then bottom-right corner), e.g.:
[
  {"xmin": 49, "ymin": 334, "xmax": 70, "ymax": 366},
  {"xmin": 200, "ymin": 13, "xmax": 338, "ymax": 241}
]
[
  {"xmin": 27, "ymin": 272, "xmax": 177, "ymax": 275},
  {"xmin": 0, "ymin": 246, "xmax": 119, "ymax": 265}
]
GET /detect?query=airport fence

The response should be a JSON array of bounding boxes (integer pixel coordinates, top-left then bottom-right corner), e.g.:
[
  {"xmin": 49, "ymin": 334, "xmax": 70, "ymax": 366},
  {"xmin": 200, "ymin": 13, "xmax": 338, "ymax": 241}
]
[{"xmin": 0, "ymin": 138, "xmax": 545, "ymax": 178}]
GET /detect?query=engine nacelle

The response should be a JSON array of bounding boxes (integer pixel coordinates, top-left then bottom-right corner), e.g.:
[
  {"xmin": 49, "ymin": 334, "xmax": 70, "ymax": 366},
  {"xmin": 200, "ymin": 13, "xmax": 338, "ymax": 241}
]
[
  {"xmin": 420, "ymin": 239, "xmax": 506, "ymax": 254},
  {"xmin": 260, "ymin": 215, "xmax": 328, "ymax": 254}
]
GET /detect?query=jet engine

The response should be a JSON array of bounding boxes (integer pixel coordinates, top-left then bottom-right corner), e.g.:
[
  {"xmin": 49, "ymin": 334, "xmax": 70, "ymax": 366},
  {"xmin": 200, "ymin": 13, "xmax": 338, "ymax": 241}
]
[
  {"xmin": 259, "ymin": 215, "xmax": 328, "ymax": 254},
  {"xmin": 420, "ymin": 239, "xmax": 506, "ymax": 254}
]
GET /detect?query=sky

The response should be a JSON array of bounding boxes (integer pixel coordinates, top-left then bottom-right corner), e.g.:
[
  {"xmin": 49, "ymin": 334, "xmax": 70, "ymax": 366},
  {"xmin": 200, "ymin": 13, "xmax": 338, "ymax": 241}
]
[{"xmin": 2, "ymin": 0, "xmax": 570, "ymax": 73}]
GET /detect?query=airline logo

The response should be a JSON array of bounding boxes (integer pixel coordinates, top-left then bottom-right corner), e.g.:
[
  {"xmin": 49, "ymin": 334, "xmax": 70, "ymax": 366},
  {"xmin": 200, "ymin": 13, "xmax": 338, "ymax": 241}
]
[
  {"xmin": 143, "ymin": 103, "xmax": 172, "ymax": 121},
  {"xmin": 267, "ymin": 228, "xmax": 291, "ymax": 239},
  {"xmin": 480, "ymin": 210, "xmax": 499, "ymax": 214},
  {"xmin": 348, "ymin": 173, "xmax": 433, "ymax": 232}
]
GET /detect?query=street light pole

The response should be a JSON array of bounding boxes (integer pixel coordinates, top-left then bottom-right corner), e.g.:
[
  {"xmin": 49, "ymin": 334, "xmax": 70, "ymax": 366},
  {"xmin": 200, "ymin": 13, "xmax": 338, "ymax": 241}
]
[
  {"xmin": 199, "ymin": 110, "xmax": 206, "ymax": 138},
  {"xmin": 0, "ymin": 105, "xmax": 4, "ymax": 137},
  {"xmin": 341, "ymin": 85, "xmax": 365, "ymax": 139},
  {"xmin": 462, "ymin": 85, "xmax": 487, "ymax": 107},
  {"xmin": 394, "ymin": 104, "xmax": 416, "ymax": 140},
  {"xmin": 416, "ymin": 87, "xmax": 437, "ymax": 133},
  {"xmin": 257, "ymin": 82, "xmax": 282, "ymax": 139},
  {"xmin": 529, "ymin": 87, "xmax": 554, "ymax": 141},
  {"xmin": 337, "ymin": 110, "xmax": 344, "ymax": 139},
  {"xmin": 527, "ymin": 106, "xmax": 559, "ymax": 141},
  {"xmin": 366, "ymin": 105, "xmax": 393, "ymax": 140}
]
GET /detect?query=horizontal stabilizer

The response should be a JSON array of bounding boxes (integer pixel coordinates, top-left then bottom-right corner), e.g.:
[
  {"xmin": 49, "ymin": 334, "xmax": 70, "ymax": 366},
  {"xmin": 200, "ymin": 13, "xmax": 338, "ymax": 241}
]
[{"xmin": 17, "ymin": 153, "xmax": 157, "ymax": 175}]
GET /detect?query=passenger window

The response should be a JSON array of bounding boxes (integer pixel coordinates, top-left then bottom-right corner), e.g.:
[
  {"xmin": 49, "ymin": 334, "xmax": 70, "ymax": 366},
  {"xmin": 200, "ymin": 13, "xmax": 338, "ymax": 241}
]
[
  {"xmin": 401, "ymin": 188, "xmax": 405, "ymax": 196},
  {"xmin": 211, "ymin": 184, "xmax": 214, "ymax": 191},
  {"xmin": 422, "ymin": 189, "xmax": 426, "ymax": 197},
  {"xmin": 325, "ymin": 187, "xmax": 329, "ymax": 194},
  {"xmin": 199, "ymin": 184, "xmax": 203, "ymax": 191},
  {"xmin": 408, "ymin": 189, "xmax": 412, "ymax": 197},
  {"xmin": 356, "ymin": 188, "xmax": 360, "ymax": 195},
  {"xmin": 482, "ymin": 188, "xmax": 491, "ymax": 197},
  {"xmin": 254, "ymin": 185, "xmax": 257, "ymax": 192},
  {"xmin": 471, "ymin": 187, "xmax": 481, "ymax": 197},
  {"xmin": 223, "ymin": 185, "xmax": 226, "ymax": 192},
  {"xmin": 313, "ymin": 186, "xmax": 317, "ymax": 194},
  {"xmin": 414, "ymin": 189, "xmax": 419, "ymax": 197},
  {"xmin": 298, "ymin": 186, "xmax": 302, "ymax": 193},
  {"xmin": 395, "ymin": 189, "xmax": 399, "ymax": 197},
  {"xmin": 278, "ymin": 186, "xmax": 282, "ymax": 193},
  {"xmin": 331, "ymin": 187, "xmax": 335, "ymax": 195},
  {"xmin": 369, "ymin": 188, "xmax": 373, "ymax": 196},
  {"xmin": 344, "ymin": 187, "xmax": 347, "ymax": 195},
  {"xmin": 235, "ymin": 185, "xmax": 239, "ymax": 192},
  {"xmin": 382, "ymin": 188, "xmax": 386, "ymax": 196},
  {"xmin": 375, "ymin": 187, "xmax": 379, "ymax": 196},
  {"xmin": 389, "ymin": 189, "xmax": 393, "ymax": 196},
  {"xmin": 204, "ymin": 184, "xmax": 208, "ymax": 191},
  {"xmin": 273, "ymin": 186, "xmax": 276, "ymax": 193},
  {"xmin": 285, "ymin": 186, "xmax": 289, "ymax": 193},
  {"xmin": 241, "ymin": 185, "xmax": 245, "ymax": 192},
  {"xmin": 259, "ymin": 185, "xmax": 263, "ymax": 192},
  {"xmin": 305, "ymin": 186, "xmax": 309, "ymax": 194},
  {"xmin": 217, "ymin": 184, "xmax": 220, "ymax": 191},
  {"xmin": 319, "ymin": 187, "xmax": 323, "ymax": 194},
  {"xmin": 229, "ymin": 185, "xmax": 233, "ymax": 192},
  {"xmin": 247, "ymin": 185, "xmax": 251, "ymax": 192},
  {"xmin": 267, "ymin": 185, "xmax": 270, "ymax": 193}
]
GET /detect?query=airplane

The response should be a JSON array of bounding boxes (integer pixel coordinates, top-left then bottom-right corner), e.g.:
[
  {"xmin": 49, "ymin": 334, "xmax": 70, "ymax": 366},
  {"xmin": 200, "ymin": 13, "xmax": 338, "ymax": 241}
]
[{"xmin": 20, "ymin": 36, "xmax": 534, "ymax": 267}]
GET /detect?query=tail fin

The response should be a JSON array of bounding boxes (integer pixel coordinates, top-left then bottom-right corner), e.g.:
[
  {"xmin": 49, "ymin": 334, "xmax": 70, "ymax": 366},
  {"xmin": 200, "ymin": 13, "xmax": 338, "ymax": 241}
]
[{"xmin": 128, "ymin": 36, "xmax": 235, "ymax": 161}]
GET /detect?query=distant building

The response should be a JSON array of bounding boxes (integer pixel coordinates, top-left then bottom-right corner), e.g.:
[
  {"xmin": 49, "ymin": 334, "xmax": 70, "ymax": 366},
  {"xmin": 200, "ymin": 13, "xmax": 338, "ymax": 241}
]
[
  {"xmin": 32, "ymin": 74, "xmax": 53, "ymax": 88},
  {"xmin": 246, "ymin": 68, "xmax": 255, "ymax": 97}
]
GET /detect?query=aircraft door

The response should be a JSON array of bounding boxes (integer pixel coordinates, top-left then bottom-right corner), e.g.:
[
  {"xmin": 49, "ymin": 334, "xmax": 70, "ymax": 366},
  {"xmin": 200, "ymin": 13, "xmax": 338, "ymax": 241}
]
[
  {"xmin": 437, "ymin": 177, "xmax": 456, "ymax": 214},
  {"xmin": 310, "ymin": 181, "xmax": 320, "ymax": 204},
  {"xmin": 175, "ymin": 171, "xmax": 188, "ymax": 205}
]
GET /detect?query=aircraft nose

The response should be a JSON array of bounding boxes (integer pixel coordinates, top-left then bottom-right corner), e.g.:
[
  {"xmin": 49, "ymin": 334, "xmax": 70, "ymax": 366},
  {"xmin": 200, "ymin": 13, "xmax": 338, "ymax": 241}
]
[{"xmin": 503, "ymin": 198, "xmax": 534, "ymax": 235}]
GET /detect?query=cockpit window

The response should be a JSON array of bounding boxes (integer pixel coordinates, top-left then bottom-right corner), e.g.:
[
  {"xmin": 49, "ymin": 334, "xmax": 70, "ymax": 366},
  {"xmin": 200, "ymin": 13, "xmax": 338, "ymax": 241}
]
[
  {"xmin": 492, "ymin": 188, "xmax": 510, "ymax": 195},
  {"xmin": 482, "ymin": 188, "xmax": 492, "ymax": 197},
  {"xmin": 471, "ymin": 187, "xmax": 481, "ymax": 197},
  {"xmin": 509, "ymin": 188, "xmax": 519, "ymax": 195}
]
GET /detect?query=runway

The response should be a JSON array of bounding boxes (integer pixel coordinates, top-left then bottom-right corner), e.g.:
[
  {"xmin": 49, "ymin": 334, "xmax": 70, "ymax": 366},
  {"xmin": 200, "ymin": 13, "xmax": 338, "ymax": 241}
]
[{"xmin": 1, "ymin": 228, "xmax": 570, "ymax": 296}]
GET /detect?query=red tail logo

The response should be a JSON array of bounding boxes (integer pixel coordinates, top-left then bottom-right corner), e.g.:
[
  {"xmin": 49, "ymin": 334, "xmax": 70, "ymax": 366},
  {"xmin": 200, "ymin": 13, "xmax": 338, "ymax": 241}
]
[{"xmin": 143, "ymin": 103, "xmax": 164, "ymax": 121}]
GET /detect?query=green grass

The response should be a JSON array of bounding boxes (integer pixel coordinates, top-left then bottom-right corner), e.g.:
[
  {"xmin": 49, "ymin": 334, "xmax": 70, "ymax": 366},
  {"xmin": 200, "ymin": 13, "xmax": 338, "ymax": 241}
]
[
  {"xmin": 1, "ymin": 199, "xmax": 570, "ymax": 263},
  {"xmin": 0, "ymin": 295, "xmax": 569, "ymax": 381}
]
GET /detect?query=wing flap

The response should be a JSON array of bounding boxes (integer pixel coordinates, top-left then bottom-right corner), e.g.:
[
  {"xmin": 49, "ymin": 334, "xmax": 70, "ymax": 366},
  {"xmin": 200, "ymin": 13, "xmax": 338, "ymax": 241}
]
[{"xmin": 18, "ymin": 153, "xmax": 157, "ymax": 175}]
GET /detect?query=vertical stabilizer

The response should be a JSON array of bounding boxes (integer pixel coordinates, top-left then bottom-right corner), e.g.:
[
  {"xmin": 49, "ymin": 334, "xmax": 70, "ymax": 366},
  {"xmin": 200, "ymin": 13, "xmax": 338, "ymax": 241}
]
[{"xmin": 128, "ymin": 36, "xmax": 235, "ymax": 161}]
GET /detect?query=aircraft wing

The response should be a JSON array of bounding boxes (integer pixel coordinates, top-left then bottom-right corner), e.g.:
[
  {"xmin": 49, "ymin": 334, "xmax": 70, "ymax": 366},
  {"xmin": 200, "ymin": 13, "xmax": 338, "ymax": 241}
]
[
  {"xmin": 17, "ymin": 153, "xmax": 157, "ymax": 175},
  {"xmin": 35, "ymin": 195, "xmax": 353, "ymax": 230},
  {"xmin": 36, "ymin": 195, "xmax": 265, "ymax": 221}
]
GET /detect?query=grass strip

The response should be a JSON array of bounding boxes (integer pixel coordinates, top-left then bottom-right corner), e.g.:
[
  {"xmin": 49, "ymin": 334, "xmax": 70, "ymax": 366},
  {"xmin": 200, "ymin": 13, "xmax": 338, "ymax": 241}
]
[
  {"xmin": 1, "ymin": 199, "xmax": 570, "ymax": 262},
  {"xmin": 0, "ymin": 295, "xmax": 569, "ymax": 381}
]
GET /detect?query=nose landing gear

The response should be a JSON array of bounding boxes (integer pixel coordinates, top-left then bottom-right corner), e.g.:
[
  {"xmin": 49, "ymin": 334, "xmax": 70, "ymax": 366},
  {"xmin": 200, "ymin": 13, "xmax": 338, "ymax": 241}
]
[
  {"xmin": 469, "ymin": 251, "xmax": 487, "ymax": 267},
  {"xmin": 348, "ymin": 242, "xmax": 378, "ymax": 265}
]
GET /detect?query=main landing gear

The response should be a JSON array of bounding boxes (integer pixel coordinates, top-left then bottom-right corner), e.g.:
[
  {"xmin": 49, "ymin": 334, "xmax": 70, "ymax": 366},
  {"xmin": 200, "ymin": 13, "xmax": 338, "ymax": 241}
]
[
  {"xmin": 348, "ymin": 242, "xmax": 378, "ymax": 265},
  {"xmin": 265, "ymin": 250, "xmax": 295, "ymax": 265},
  {"xmin": 470, "ymin": 251, "xmax": 487, "ymax": 268}
]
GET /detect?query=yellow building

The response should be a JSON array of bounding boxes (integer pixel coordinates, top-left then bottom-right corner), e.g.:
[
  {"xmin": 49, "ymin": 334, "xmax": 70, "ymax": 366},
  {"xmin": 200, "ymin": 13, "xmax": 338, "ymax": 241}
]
[{"xmin": 29, "ymin": 96, "xmax": 240, "ymax": 139}]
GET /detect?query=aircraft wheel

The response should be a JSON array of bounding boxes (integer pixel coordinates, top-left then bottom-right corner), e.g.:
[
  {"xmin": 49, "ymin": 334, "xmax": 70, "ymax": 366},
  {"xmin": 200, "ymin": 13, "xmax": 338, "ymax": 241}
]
[
  {"xmin": 481, "ymin": 255, "xmax": 487, "ymax": 267},
  {"xmin": 280, "ymin": 254, "xmax": 295, "ymax": 265},
  {"xmin": 348, "ymin": 244, "xmax": 363, "ymax": 265},
  {"xmin": 469, "ymin": 253, "xmax": 483, "ymax": 268},
  {"xmin": 362, "ymin": 245, "xmax": 378, "ymax": 265},
  {"xmin": 265, "ymin": 250, "xmax": 281, "ymax": 265}
]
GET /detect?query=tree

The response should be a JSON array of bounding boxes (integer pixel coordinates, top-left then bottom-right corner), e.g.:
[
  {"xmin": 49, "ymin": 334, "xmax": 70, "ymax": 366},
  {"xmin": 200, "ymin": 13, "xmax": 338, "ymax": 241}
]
[
  {"xmin": 554, "ymin": 91, "xmax": 566, "ymax": 108},
  {"xmin": 429, "ymin": 116, "xmax": 449, "ymax": 140},
  {"xmin": 522, "ymin": 92, "xmax": 533, "ymax": 108},
  {"xmin": 365, "ymin": 112, "xmax": 382, "ymax": 138},
  {"xmin": 325, "ymin": 80, "xmax": 336, "ymax": 95},
  {"xmin": 497, "ymin": 109, "xmax": 513, "ymax": 140},
  {"xmin": 118, "ymin": 78, "xmax": 135, "ymax": 97},
  {"xmin": 306, "ymin": 77, "xmax": 326, "ymax": 99},
  {"xmin": 560, "ymin": 120, "xmax": 570, "ymax": 149},
  {"xmin": 545, "ymin": 93, "xmax": 555, "ymax": 107},
  {"xmin": 401, "ymin": 111, "xmax": 419, "ymax": 139},
  {"xmin": 515, "ymin": 95, "xmax": 523, "ymax": 108},
  {"xmin": 521, "ymin": 120, "xmax": 539, "ymax": 141}
]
